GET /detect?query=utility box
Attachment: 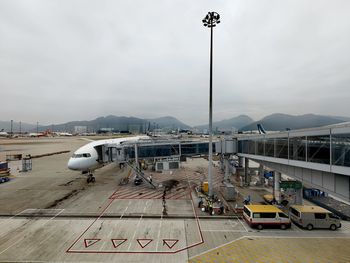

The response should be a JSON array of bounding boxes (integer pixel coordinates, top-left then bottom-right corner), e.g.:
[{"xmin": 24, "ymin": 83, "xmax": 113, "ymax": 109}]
[
  {"xmin": 215, "ymin": 139, "xmax": 237, "ymax": 154},
  {"xmin": 22, "ymin": 157, "xmax": 32, "ymax": 172},
  {"xmin": 6, "ymin": 154, "xmax": 22, "ymax": 161},
  {"xmin": 155, "ymin": 157, "xmax": 180, "ymax": 172},
  {"xmin": 220, "ymin": 181, "xmax": 236, "ymax": 201},
  {"xmin": 202, "ymin": 181, "xmax": 209, "ymax": 193},
  {"xmin": 155, "ymin": 161, "xmax": 180, "ymax": 171}
]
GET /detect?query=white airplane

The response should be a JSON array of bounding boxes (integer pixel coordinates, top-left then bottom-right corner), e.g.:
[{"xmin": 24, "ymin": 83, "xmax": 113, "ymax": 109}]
[
  {"xmin": 67, "ymin": 135, "xmax": 149, "ymax": 183},
  {"xmin": 28, "ymin": 132, "xmax": 44, "ymax": 137},
  {"xmin": 0, "ymin": 129, "xmax": 9, "ymax": 137},
  {"xmin": 55, "ymin": 132, "xmax": 73, "ymax": 136}
]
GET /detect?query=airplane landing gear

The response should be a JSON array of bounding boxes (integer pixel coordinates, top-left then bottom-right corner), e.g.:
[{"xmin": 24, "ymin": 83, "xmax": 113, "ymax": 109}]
[{"xmin": 87, "ymin": 173, "xmax": 95, "ymax": 183}]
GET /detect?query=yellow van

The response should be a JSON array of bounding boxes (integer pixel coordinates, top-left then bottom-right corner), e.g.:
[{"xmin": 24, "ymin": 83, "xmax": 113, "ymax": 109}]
[
  {"xmin": 289, "ymin": 205, "xmax": 341, "ymax": 230},
  {"xmin": 243, "ymin": 205, "xmax": 291, "ymax": 230}
]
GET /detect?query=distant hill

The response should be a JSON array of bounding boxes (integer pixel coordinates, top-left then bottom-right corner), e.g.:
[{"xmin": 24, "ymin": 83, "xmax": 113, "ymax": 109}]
[
  {"xmin": 39, "ymin": 115, "xmax": 190, "ymax": 133},
  {"xmin": 0, "ymin": 121, "xmax": 39, "ymax": 132},
  {"xmin": 3, "ymin": 113, "xmax": 349, "ymax": 134},
  {"xmin": 195, "ymin": 115, "xmax": 254, "ymax": 131},
  {"xmin": 147, "ymin": 116, "xmax": 190, "ymax": 130},
  {"xmin": 325, "ymin": 115, "xmax": 350, "ymax": 122},
  {"xmin": 241, "ymin": 113, "xmax": 348, "ymax": 131}
]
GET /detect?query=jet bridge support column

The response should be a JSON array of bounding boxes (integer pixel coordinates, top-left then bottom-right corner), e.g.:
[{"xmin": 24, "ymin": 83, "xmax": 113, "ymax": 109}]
[
  {"xmin": 238, "ymin": 156, "xmax": 243, "ymax": 167},
  {"xmin": 274, "ymin": 171, "xmax": 281, "ymax": 203},
  {"xmin": 295, "ymin": 188, "xmax": 303, "ymax": 205},
  {"xmin": 256, "ymin": 164, "xmax": 264, "ymax": 186},
  {"xmin": 224, "ymin": 156, "xmax": 230, "ymax": 182},
  {"xmin": 244, "ymin": 158, "xmax": 250, "ymax": 186},
  {"xmin": 134, "ymin": 144, "xmax": 139, "ymax": 171}
]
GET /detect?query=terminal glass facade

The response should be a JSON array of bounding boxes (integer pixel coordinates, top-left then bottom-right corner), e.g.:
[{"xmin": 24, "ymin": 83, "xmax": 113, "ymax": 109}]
[
  {"xmin": 289, "ymin": 136, "xmax": 306, "ymax": 161},
  {"xmin": 248, "ymin": 140, "xmax": 256, "ymax": 155},
  {"xmin": 265, "ymin": 139, "xmax": 274, "ymax": 157},
  {"xmin": 257, "ymin": 140, "xmax": 264, "ymax": 155},
  {"xmin": 275, "ymin": 138, "xmax": 288, "ymax": 159},
  {"xmin": 307, "ymin": 135, "xmax": 330, "ymax": 164},
  {"xmin": 180, "ymin": 142, "xmax": 213, "ymax": 156},
  {"xmin": 240, "ymin": 140, "xmax": 247, "ymax": 154},
  {"xmin": 238, "ymin": 128, "xmax": 350, "ymax": 168},
  {"xmin": 332, "ymin": 134, "xmax": 350, "ymax": 167}
]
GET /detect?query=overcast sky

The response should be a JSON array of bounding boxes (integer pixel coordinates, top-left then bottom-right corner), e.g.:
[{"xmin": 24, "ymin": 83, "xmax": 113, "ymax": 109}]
[{"xmin": 1, "ymin": 0, "xmax": 349, "ymax": 126}]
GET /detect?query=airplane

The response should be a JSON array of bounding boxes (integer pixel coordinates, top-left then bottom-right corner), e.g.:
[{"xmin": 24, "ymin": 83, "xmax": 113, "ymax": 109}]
[
  {"xmin": 67, "ymin": 135, "xmax": 149, "ymax": 183},
  {"xmin": 0, "ymin": 129, "xmax": 9, "ymax": 137},
  {"xmin": 55, "ymin": 132, "xmax": 73, "ymax": 136},
  {"xmin": 28, "ymin": 132, "xmax": 45, "ymax": 137}
]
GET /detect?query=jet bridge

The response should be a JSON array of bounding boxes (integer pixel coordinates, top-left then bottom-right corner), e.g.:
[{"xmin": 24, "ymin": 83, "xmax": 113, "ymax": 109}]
[
  {"xmin": 93, "ymin": 138, "xmax": 238, "ymax": 190},
  {"xmin": 97, "ymin": 139, "xmax": 221, "ymax": 164},
  {"xmin": 93, "ymin": 138, "xmax": 239, "ymax": 193}
]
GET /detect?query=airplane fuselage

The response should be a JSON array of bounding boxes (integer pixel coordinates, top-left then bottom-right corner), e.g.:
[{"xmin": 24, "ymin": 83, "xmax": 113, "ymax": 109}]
[{"xmin": 67, "ymin": 135, "xmax": 149, "ymax": 172}]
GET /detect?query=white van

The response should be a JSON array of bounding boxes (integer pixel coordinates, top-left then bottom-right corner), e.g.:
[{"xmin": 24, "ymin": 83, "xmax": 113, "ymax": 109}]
[
  {"xmin": 289, "ymin": 205, "xmax": 341, "ymax": 230},
  {"xmin": 243, "ymin": 205, "xmax": 291, "ymax": 230}
]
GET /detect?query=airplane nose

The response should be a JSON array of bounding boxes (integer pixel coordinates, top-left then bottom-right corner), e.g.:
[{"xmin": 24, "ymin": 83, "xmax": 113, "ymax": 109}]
[{"xmin": 68, "ymin": 158, "xmax": 79, "ymax": 170}]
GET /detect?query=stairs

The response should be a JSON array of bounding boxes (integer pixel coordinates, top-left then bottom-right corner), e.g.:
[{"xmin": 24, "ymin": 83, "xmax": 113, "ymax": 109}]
[{"xmin": 125, "ymin": 162, "xmax": 157, "ymax": 189}]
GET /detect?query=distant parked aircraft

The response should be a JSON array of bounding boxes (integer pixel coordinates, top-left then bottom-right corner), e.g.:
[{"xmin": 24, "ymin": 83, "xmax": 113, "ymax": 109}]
[
  {"xmin": 28, "ymin": 132, "xmax": 45, "ymax": 137},
  {"xmin": 55, "ymin": 132, "xmax": 73, "ymax": 136},
  {"xmin": 0, "ymin": 129, "xmax": 9, "ymax": 137}
]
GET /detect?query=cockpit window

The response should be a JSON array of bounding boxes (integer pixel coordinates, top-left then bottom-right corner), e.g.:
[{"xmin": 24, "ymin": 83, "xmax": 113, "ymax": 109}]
[{"xmin": 72, "ymin": 153, "xmax": 91, "ymax": 158}]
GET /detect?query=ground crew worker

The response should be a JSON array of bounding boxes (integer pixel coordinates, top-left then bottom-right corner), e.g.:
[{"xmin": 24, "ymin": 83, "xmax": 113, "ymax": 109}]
[
  {"xmin": 198, "ymin": 197, "xmax": 203, "ymax": 208},
  {"xmin": 220, "ymin": 201, "xmax": 225, "ymax": 214},
  {"xmin": 243, "ymin": 195, "xmax": 251, "ymax": 205},
  {"xmin": 208, "ymin": 201, "xmax": 213, "ymax": 215}
]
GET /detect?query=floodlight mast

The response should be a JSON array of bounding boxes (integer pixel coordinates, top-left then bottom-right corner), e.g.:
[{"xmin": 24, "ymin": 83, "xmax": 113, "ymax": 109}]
[{"xmin": 202, "ymin": 12, "xmax": 220, "ymax": 198}]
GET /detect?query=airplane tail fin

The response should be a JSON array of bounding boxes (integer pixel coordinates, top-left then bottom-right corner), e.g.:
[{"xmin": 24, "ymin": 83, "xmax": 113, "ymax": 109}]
[{"xmin": 257, "ymin": 124, "xmax": 266, "ymax": 134}]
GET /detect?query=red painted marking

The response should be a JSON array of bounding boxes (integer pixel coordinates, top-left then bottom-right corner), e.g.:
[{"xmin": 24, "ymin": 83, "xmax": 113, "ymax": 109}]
[
  {"xmin": 111, "ymin": 239, "xmax": 127, "ymax": 248},
  {"xmin": 174, "ymin": 193, "xmax": 189, "ymax": 200},
  {"xmin": 163, "ymin": 239, "xmax": 179, "ymax": 249},
  {"xmin": 131, "ymin": 191, "xmax": 158, "ymax": 198},
  {"xmin": 84, "ymin": 239, "xmax": 101, "ymax": 248},
  {"xmin": 109, "ymin": 187, "xmax": 121, "ymax": 199},
  {"xmin": 66, "ymin": 198, "xmax": 114, "ymax": 252},
  {"xmin": 139, "ymin": 191, "xmax": 163, "ymax": 199},
  {"xmin": 113, "ymin": 189, "xmax": 135, "ymax": 196},
  {"xmin": 165, "ymin": 189, "xmax": 188, "ymax": 199},
  {"xmin": 111, "ymin": 187, "xmax": 190, "ymax": 200},
  {"xmin": 136, "ymin": 239, "xmax": 153, "ymax": 248},
  {"xmin": 114, "ymin": 188, "xmax": 157, "ymax": 199},
  {"xmin": 66, "ymin": 174, "xmax": 204, "ymax": 254}
]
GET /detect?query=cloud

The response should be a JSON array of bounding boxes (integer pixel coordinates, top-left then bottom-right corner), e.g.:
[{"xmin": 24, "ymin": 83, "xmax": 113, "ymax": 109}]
[{"xmin": 0, "ymin": 0, "xmax": 349, "ymax": 125}]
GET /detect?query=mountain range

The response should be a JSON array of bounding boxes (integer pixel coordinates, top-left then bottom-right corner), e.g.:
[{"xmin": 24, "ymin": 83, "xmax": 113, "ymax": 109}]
[
  {"xmin": 0, "ymin": 113, "xmax": 349, "ymax": 133},
  {"xmin": 42, "ymin": 115, "xmax": 190, "ymax": 133},
  {"xmin": 195, "ymin": 115, "xmax": 254, "ymax": 131},
  {"xmin": 0, "ymin": 121, "xmax": 38, "ymax": 133},
  {"xmin": 240, "ymin": 113, "xmax": 350, "ymax": 131}
]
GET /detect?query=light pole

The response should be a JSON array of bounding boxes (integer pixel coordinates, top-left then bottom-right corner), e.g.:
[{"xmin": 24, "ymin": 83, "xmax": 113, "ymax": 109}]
[{"xmin": 202, "ymin": 12, "xmax": 220, "ymax": 198}]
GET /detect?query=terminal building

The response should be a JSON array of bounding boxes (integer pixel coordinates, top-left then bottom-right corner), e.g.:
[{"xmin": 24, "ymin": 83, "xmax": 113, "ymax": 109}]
[
  {"xmin": 96, "ymin": 122, "xmax": 350, "ymax": 203},
  {"xmin": 74, "ymin": 126, "xmax": 87, "ymax": 134},
  {"xmin": 236, "ymin": 122, "xmax": 350, "ymax": 202}
]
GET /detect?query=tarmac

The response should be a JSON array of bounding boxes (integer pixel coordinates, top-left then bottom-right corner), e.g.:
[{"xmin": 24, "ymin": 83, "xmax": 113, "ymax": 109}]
[{"xmin": 0, "ymin": 137, "xmax": 350, "ymax": 262}]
